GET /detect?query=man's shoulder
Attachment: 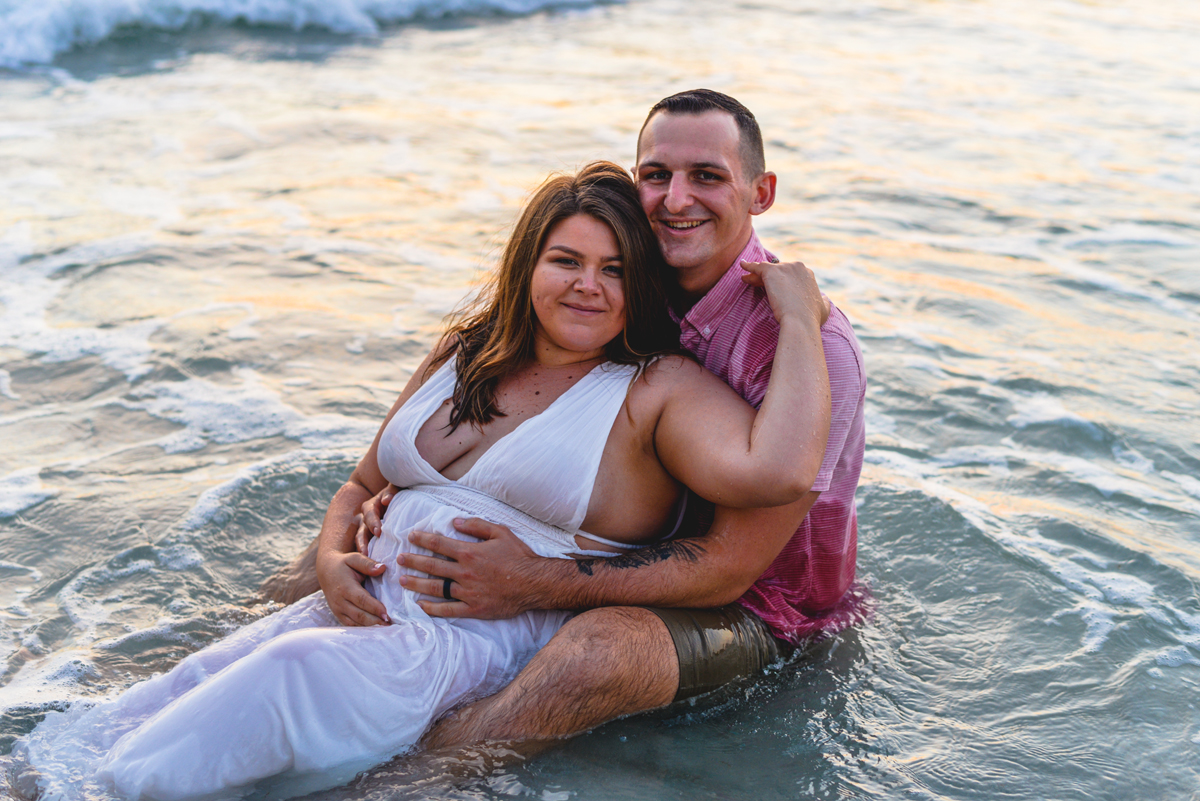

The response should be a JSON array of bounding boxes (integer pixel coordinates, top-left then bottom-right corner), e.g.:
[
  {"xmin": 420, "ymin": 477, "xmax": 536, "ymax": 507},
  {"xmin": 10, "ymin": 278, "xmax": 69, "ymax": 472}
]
[
  {"xmin": 821, "ymin": 302, "xmax": 865, "ymax": 385},
  {"xmin": 708, "ymin": 278, "xmax": 778, "ymax": 347}
]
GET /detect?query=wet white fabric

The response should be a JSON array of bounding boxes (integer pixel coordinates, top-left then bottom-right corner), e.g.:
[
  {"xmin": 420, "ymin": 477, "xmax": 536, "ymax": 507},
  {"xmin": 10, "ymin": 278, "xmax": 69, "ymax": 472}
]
[{"xmin": 24, "ymin": 357, "xmax": 638, "ymax": 801}]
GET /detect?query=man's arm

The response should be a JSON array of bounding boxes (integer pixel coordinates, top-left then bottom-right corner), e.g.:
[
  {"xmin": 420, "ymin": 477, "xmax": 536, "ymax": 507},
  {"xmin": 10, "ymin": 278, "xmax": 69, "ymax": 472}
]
[{"xmin": 398, "ymin": 492, "xmax": 817, "ymax": 618}]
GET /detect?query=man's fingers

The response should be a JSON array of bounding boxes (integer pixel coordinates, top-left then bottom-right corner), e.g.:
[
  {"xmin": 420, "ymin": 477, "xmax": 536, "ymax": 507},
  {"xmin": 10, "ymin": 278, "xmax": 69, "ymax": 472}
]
[
  {"xmin": 407, "ymin": 528, "xmax": 467, "ymax": 558},
  {"xmin": 397, "ymin": 551, "xmax": 458, "ymax": 580},
  {"xmin": 417, "ymin": 599, "xmax": 471, "ymax": 618},
  {"xmin": 451, "ymin": 517, "xmax": 511, "ymax": 540},
  {"xmin": 399, "ymin": 574, "xmax": 461, "ymax": 599}
]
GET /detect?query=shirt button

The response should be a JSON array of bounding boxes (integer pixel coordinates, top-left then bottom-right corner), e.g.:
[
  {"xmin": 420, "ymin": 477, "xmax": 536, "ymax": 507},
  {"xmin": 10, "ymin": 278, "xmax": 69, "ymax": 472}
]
[{"xmin": 703, "ymin": 326, "xmax": 711, "ymax": 335}]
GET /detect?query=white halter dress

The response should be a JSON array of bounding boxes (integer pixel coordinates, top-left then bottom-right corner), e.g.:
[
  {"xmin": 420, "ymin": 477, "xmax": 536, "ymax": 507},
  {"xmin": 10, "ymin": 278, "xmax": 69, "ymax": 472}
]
[{"xmin": 20, "ymin": 357, "xmax": 639, "ymax": 801}]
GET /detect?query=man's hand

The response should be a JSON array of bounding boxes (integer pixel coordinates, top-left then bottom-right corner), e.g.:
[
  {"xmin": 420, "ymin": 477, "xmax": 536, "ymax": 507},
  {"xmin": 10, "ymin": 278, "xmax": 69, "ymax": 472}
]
[
  {"xmin": 356, "ymin": 484, "xmax": 398, "ymax": 555},
  {"xmin": 316, "ymin": 540, "xmax": 390, "ymax": 627},
  {"xmin": 398, "ymin": 518, "xmax": 542, "ymax": 619},
  {"xmin": 740, "ymin": 260, "xmax": 831, "ymax": 326}
]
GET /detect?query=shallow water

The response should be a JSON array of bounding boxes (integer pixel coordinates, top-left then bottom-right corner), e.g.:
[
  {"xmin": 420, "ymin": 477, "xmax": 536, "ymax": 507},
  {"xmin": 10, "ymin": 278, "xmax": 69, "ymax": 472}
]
[{"xmin": 2, "ymin": 0, "xmax": 1199, "ymax": 798}]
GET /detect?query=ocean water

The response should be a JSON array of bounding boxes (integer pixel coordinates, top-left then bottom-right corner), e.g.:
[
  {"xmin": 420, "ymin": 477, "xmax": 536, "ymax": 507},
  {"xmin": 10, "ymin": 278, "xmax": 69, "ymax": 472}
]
[{"xmin": 1, "ymin": 0, "xmax": 1199, "ymax": 798}]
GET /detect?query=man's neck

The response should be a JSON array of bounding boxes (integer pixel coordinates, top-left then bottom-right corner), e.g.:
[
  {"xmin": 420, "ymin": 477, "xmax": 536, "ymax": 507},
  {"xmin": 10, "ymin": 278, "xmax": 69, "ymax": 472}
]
[{"xmin": 670, "ymin": 230, "xmax": 755, "ymax": 313}]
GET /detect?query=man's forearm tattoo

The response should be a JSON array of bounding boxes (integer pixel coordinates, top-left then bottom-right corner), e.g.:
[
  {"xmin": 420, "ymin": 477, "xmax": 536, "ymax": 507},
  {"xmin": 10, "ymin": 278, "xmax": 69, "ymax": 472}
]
[{"xmin": 574, "ymin": 538, "xmax": 707, "ymax": 576}]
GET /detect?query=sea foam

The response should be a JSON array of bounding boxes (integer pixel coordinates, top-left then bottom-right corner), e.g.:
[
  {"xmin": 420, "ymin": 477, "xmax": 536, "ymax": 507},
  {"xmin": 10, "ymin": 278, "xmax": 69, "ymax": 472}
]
[{"xmin": 0, "ymin": 0, "xmax": 607, "ymax": 67}]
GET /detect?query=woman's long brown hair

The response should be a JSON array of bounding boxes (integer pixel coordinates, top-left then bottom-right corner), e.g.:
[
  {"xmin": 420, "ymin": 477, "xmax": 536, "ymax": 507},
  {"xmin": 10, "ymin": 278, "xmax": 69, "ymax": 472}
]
[{"xmin": 433, "ymin": 161, "xmax": 679, "ymax": 431}]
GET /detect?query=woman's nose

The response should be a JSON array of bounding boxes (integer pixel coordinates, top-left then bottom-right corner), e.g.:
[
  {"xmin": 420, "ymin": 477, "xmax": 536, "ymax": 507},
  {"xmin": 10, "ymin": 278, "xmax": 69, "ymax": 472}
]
[{"xmin": 574, "ymin": 268, "xmax": 601, "ymax": 293}]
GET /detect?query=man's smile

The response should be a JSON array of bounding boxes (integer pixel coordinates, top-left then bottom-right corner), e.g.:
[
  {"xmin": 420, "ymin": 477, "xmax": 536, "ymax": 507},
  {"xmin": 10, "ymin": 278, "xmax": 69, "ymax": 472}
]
[{"xmin": 661, "ymin": 220, "xmax": 707, "ymax": 230}]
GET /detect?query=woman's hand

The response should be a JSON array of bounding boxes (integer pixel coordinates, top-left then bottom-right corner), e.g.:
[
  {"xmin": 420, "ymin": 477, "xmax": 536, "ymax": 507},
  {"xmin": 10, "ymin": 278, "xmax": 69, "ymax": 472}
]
[
  {"xmin": 740, "ymin": 260, "xmax": 830, "ymax": 327},
  {"xmin": 356, "ymin": 484, "xmax": 398, "ymax": 555},
  {"xmin": 316, "ymin": 543, "xmax": 390, "ymax": 627}
]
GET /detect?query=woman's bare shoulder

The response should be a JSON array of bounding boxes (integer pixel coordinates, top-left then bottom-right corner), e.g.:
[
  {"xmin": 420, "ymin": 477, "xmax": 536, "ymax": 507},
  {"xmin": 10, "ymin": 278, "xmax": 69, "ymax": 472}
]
[
  {"xmin": 627, "ymin": 355, "xmax": 723, "ymax": 411},
  {"xmin": 642, "ymin": 353, "xmax": 705, "ymax": 380}
]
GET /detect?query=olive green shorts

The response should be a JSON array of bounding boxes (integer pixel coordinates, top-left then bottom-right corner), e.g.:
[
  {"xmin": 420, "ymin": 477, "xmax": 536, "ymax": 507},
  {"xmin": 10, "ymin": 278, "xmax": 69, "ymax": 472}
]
[{"xmin": 645, "ymin": 604, "xmax": 795, "ymax": 702}]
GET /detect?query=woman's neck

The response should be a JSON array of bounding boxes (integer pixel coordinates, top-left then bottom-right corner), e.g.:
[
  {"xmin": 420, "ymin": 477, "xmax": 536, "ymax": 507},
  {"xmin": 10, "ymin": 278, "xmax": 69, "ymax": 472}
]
[
  {"xmin": 530, "ymin": 337, "xmax": 608, "ymax": 369},
  {"xmin": 529, "ymin": 351, "xmax": 607, "ymax": 371}
]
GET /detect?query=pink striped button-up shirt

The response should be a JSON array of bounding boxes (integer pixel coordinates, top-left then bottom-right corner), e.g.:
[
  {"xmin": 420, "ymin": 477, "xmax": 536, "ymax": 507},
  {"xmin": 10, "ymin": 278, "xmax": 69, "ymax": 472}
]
[{"xmin": 674, "ymin": 231, "xmax": 867, "ymax": 643}]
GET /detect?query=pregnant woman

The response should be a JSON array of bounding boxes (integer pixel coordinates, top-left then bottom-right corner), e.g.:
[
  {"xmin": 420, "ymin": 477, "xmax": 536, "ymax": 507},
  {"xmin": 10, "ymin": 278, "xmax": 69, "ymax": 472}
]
[{"xmin": 17, "ymin": 161, "xmax": 829, "ymax": 801}]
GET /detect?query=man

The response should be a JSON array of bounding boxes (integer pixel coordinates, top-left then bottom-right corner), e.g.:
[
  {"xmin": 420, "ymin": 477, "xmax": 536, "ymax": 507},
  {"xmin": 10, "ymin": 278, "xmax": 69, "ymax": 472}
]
[{"xmin": 264, "ymin": 89, "xmax": 866, "ymax": 746}]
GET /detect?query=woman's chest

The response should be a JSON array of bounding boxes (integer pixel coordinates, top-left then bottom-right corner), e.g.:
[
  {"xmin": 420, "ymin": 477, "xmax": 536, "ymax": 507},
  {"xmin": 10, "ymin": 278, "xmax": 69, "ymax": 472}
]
[{"xmin": 412, "ymin": 371, "xmax": 585, "ymax": 481}]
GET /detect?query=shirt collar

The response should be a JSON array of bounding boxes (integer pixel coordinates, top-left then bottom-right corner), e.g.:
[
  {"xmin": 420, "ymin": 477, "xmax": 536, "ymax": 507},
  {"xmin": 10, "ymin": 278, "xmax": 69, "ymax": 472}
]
[{"xmin": 670, "ymin": 230, "xmax": 775, "ymax": 340}]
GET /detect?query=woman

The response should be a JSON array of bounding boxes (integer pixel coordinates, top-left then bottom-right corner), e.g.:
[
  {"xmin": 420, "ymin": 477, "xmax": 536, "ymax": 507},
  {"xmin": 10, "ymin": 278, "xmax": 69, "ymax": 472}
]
[{"xmin": 19, "ymin": 162, "xmax": 828, "ymax": 801}]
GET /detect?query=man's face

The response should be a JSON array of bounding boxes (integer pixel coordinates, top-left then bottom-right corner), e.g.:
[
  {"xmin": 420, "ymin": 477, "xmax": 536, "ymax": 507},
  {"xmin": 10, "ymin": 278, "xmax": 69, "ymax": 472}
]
[{"xmin": 635, "ymin": 110, "xmax": 774, "ymax": 295}]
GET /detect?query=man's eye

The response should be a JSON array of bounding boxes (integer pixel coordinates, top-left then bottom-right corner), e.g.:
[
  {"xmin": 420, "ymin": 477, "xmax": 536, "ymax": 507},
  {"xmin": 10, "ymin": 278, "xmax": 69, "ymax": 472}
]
[
  {"xmin": 697, "ymin": 171, "xmax": 721, "ymax": 181},
  {"xmin": 644, "ymin": 171, "xmax": 669, "ymax": 181}
]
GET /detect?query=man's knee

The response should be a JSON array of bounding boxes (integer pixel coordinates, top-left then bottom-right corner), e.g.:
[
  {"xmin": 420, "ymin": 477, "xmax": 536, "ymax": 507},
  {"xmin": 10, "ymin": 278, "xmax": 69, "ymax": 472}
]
[
  {"xmin": 536, "ymin": 607, "xmax": 678, "ymax": 705},
  {"xmin": 422, "ymin": 608, "xmax": 679, "ymax": 749}
]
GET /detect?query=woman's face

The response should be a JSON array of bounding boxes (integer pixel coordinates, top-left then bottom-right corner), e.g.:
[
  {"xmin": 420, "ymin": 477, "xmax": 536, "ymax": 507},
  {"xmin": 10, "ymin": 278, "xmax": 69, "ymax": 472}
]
[{"xmin": 530, "ymin": 213, "xmax": 627, "ymax": 363}]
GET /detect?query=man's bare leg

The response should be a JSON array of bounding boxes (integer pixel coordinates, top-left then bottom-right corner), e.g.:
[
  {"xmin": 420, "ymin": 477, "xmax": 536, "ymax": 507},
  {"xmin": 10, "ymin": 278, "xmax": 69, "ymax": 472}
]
[
  {"xmin": 421, "ymin": 606, "xmax": 678, "ymax": 751},
  {"xmin": 257, "ymin": 537, "xmax": 321, "ymax": 605}
]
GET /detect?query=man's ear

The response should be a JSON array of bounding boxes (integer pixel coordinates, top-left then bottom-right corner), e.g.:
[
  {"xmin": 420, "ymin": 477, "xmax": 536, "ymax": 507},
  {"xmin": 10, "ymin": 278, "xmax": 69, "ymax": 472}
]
[{"xmin": 749, "ymin": 171, "xmax": 777, "ymax": 216}]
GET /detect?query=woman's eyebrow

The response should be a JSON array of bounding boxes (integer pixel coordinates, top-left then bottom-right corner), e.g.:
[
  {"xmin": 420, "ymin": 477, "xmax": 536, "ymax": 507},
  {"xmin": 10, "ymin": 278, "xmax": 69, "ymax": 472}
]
[{"xmin": 545, "ymin": 244, "xmax": 622, "ymax": 261}]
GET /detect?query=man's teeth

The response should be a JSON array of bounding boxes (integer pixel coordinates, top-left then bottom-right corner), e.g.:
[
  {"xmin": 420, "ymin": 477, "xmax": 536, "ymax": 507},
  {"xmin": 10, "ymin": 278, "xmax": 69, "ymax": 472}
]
[{"xmin": 664, "ymin": 221, "xmax": 703, "ymax": 229}]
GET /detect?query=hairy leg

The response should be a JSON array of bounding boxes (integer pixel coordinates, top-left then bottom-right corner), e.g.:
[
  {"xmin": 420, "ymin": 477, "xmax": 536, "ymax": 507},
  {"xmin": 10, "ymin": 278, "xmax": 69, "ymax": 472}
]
[
  {"xmin": 420, "ymin": 606, "xmax": 678, "ymax": 751},
  {"xmin": 257, "ymin": 537, "xmax": 320, "ymax": 605}
]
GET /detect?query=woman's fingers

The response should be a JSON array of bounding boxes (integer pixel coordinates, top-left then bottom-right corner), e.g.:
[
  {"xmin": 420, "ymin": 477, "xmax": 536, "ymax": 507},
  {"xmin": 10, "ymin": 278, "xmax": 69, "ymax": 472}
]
[
  {"xmin": 329, "ymin": 587, "xmax": 388, "ymax": 627},
  {"xmin": 356, "ymin": 486, "xmax": 396, "ymax": 555},
  {"xmin": 345, "ymin": 552, "xmax": 387, "ymax": 577},
  {"xmin": 739, "ymin": 261, "xmax": 766, "ymax": 287},
  {"xmin": 354, "ymin": 514, "xmax": 371, "ymax": 555},
  {"xmin": 326, "ymin": 553, "xmax": 390, "ymax": 626},
  {"xmin": 739, "ymin": 260, "xmax": 825, "ymax": 326}
]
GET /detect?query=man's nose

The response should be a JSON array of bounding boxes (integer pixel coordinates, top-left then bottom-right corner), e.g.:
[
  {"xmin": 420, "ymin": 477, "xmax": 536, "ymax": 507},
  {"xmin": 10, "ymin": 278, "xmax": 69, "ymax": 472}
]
[{"xmin": 663, "ymin": 175, "xmax": 691, "ymax": 214}]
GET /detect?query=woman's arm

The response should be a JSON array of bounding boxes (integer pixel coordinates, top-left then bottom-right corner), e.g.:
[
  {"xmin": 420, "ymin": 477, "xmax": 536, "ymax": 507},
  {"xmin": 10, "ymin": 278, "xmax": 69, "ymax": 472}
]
[
  {"xmin": 651, "ymin": 260, "xmax": 831, "ymax": 508},
  {"xmin": 316, "ymin": 346, "xmax": 447, "ymax": 625}
]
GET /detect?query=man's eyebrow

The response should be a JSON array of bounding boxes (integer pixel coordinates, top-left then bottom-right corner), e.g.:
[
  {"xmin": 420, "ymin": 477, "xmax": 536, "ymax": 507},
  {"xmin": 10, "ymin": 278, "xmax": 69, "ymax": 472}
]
[{"xmin": 636, "ymin": 159, "xmax": 731, "ymax": 173}]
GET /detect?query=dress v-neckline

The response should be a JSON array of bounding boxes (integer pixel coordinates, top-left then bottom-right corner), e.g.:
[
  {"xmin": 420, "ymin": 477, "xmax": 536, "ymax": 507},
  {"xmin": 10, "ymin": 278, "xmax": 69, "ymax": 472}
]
[{"xmin": 413, "ymin": 359, "xmax": 607, "ymax": 484}]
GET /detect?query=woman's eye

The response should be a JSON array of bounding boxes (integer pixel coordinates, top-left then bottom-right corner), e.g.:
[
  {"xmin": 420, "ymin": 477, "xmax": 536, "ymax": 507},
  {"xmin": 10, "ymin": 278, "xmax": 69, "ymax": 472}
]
[
  {"xmin": 603, "ymin": 265, "xmax": 623, "ymax": 277},
  {"xmin": 554, "ymin": 257, "xmax": 579, "ymax": 266}
]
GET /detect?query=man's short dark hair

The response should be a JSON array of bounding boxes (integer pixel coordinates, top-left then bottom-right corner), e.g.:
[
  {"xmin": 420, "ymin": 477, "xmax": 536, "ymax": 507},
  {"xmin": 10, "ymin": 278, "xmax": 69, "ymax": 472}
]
[{"xmin": 640, "ymin": 89, "xmax": 766, "ymax": 179}]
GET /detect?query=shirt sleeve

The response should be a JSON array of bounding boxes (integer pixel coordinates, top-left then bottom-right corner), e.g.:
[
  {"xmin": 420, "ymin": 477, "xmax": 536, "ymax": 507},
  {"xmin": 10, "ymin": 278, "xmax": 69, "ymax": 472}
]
[{"xmin": 811, "ymin": 324, "xmax": 865, "ymax": 493}]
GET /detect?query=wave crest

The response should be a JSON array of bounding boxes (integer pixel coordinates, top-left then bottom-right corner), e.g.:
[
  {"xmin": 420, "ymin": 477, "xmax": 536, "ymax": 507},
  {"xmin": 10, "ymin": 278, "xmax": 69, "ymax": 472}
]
[{"xmin": 0, "ymin": 0, "xmax": 602, "ymax": 67}]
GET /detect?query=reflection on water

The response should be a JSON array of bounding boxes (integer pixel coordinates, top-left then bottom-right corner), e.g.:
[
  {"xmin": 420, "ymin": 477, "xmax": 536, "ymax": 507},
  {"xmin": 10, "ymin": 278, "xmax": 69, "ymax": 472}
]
[{"xmin": 2, "ymin": 0, "xmax": 1199, "ymax": 799}]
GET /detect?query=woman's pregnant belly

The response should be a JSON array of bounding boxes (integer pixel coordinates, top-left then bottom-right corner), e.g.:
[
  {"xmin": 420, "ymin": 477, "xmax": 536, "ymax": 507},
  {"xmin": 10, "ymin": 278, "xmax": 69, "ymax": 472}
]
[{"xmin": 366, "ymin": 490, "xmax": 478, "ymax": 619}]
